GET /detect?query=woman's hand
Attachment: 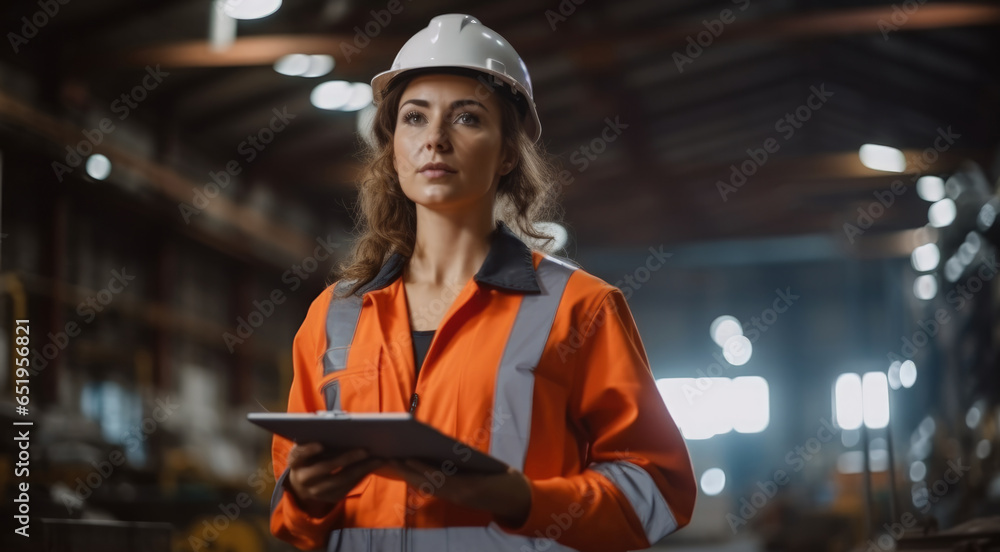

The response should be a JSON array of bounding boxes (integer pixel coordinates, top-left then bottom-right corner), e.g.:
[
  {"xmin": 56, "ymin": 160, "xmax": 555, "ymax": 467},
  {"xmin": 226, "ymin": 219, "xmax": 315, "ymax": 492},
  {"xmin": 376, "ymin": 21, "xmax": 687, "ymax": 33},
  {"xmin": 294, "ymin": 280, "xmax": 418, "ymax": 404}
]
[
  {"xmin": 378, "ymin": 458, "xmax": 532, "ymax": 527},
  {"xmin": 285, "ymin": 443, "xmax": 385, "ymax": 518}
]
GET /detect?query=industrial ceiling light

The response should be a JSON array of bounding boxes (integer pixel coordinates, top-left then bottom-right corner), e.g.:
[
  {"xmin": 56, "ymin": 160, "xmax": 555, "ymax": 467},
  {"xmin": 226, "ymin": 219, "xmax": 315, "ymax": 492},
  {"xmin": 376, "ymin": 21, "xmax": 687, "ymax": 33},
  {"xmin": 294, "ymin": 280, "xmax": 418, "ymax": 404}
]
[
  {"xmin": 274, "ymin": 53, "xmax": 310, "ymax": 76},
  {"xmin": 899, "ymin": 361, "xmax": 917, "ymax": 388},
  {"xmin": 310, "ymin": 80, "xmax": 352, "ymax": 110},
  {"xmin": 700, "ymin": 468, "xmax": 726, "ymax": 496},
  {"xmin": 910, "ymin": 243, "xmax": 940, "ymax": 272},
  {"xmin": 859, "ymin": 144, "xmax": 906, "ymax": 173},
  {"xmin": 311, "ymin": 81, "xmax": 371, "ymax": 111},
  {"xmin": 722, "ymin": 336, "xmax": 752, "ymax": 366},
  {"xmin": 916, "ymin": 176, "xmax": 945, "ymax": 202},
  {"xmin": 302, "ymin": 55, "xmax": 335, "ymax": 77},
  {"xmin": 912, "ymin": 274, "xmax": 937, "ymax": 300},
  {"xmin": 221, "ymin": 0, "xmax": 282, "ymax": 20},
  {"xmin": 275, "ymin": 54, "xmax": 335, "ymax": 77},
  {"xmin": 709, "ymin": 315, "xmax": 742, "ymax": 347},
  {"xmin": 85, "ymin": 154, "xmax": 111, "ymax": 180},
  {"xmin": 927, "ymin": 198, "xmax": 957, "ymax": 228},
  {"xmin": 341, "ymin": 83, "xmax": 373, "ymax": 111}
]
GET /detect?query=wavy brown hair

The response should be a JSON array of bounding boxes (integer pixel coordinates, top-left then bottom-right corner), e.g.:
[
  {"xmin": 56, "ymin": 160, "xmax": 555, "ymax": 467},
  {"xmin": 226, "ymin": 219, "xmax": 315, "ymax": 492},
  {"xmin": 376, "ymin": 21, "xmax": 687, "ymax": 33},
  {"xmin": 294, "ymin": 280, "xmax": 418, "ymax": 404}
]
[{"xmin": 330, "ymin": 68, "xmax": 564, "ymax": 297}]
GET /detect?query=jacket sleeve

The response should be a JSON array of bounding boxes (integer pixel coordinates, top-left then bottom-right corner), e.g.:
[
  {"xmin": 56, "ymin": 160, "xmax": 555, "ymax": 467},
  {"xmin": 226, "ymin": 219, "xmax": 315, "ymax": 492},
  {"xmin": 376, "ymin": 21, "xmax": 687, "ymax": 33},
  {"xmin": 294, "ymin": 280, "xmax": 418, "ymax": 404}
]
[
  {"xmin": 495, "ymin": 288, "xmax": 697, "ymax": 552},
  {"xmin": 269, "ymin": 285, "xmax": 344, "ymax": 551}
]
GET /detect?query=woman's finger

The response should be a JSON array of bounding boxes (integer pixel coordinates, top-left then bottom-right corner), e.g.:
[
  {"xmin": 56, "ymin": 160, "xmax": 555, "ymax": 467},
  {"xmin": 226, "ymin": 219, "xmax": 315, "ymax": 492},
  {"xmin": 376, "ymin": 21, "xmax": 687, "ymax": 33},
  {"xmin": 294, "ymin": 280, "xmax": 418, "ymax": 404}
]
[
  {"xmin": 309, "ymin": 458, "xmax": 385, "ymax": 501},
  {"xmin": 287, "ymin": 442, "xmax": 324, "ymax": 468},
  {"xmin": 297, "ymin": 450, "xmax": 375, "ymax": 488},
  {"xmin": 336, "ymin": 457, "xmax": 384, "ymax": 482},
  {"xmin": 306, "ymin": 448, "xmax": 369, "ymax": 474}
]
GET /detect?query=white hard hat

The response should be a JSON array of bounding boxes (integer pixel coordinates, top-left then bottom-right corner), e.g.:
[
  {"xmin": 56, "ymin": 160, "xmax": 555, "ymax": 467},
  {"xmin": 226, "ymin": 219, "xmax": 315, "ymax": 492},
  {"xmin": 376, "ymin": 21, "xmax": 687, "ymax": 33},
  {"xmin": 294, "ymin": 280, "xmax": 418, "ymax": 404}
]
[{"xmin": 370, "ymin": 14, "xmax": 542, "ymax": 142}]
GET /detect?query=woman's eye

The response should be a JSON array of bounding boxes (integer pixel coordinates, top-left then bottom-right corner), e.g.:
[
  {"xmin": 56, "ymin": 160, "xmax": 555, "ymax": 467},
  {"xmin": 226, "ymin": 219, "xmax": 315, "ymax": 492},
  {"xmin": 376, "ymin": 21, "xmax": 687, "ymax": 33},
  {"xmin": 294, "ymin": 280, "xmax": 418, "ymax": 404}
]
[
  {"xmin": 402, "ymin": 111, "xmax": 423, "ymax": 124},
  {"xmin": 401, "ymin": 111, "xmax": 478, "ymax": 125}
]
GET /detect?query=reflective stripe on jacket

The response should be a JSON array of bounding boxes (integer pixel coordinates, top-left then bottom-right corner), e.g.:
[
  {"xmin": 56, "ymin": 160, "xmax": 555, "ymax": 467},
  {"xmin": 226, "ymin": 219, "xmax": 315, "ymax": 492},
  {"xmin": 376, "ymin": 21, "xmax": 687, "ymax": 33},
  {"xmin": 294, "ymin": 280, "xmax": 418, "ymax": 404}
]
[{"xmin": 269, "ymin": 221, "xmax": 696, "ymax": 551}]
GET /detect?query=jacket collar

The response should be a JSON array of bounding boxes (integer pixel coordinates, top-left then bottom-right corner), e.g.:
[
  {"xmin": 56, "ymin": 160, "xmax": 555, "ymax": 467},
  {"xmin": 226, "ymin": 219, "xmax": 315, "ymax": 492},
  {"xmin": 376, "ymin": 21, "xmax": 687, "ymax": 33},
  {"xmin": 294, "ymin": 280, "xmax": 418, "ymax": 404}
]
[{"xmin": 357, "ymin": 220, "xmax": 541, "ymax": 295}]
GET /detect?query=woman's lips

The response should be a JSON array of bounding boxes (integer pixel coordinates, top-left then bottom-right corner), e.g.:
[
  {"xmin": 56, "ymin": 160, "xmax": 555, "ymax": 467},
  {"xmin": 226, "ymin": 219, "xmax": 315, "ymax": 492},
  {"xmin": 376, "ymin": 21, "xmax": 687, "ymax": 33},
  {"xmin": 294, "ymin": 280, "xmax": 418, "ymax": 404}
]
[{"xmin": 419, "ymin": 169, "xmax": 456, "ymax": 178}]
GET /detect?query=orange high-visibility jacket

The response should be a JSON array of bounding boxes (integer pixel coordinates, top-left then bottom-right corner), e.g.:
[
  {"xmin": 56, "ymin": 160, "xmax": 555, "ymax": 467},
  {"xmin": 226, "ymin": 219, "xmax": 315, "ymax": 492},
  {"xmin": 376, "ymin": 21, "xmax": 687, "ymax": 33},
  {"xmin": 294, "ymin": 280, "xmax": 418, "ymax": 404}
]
[{"xmin": 269, "ymin": 221, "xmax": 696, "ymax": 552}]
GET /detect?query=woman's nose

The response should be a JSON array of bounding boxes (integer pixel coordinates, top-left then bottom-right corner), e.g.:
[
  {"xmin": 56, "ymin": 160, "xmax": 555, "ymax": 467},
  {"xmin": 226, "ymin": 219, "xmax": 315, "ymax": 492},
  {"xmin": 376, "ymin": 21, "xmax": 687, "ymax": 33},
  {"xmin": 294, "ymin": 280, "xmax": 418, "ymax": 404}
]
[{"xmin": 424, "ymin": 118, "xmax": 451, "ymax": 151}]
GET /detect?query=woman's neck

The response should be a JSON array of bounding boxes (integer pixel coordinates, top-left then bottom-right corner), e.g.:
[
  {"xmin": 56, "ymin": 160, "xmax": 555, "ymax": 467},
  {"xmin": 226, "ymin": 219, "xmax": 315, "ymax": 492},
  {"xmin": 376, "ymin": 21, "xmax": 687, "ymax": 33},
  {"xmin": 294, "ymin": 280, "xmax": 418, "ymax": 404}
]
[{"xmin": 406, "ymin": 209, "xmax": 494, "ymax": 287}]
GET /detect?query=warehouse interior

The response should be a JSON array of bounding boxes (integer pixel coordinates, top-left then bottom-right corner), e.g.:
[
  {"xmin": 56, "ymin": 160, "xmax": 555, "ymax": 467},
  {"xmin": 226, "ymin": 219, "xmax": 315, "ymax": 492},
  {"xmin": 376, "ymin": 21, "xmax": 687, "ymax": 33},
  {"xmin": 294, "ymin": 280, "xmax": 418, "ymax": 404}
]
[{"xmin": 1, "ymin": 0, "xmax": 999, "ymax": 550}]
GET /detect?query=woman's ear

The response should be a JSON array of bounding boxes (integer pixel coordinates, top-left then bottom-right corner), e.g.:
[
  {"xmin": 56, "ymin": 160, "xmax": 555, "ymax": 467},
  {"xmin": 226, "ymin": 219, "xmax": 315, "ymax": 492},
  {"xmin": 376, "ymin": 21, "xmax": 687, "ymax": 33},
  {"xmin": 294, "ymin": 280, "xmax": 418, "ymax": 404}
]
[{"xmin": 499, "ymin": 150, "xmax": 518, "ymax": 176}]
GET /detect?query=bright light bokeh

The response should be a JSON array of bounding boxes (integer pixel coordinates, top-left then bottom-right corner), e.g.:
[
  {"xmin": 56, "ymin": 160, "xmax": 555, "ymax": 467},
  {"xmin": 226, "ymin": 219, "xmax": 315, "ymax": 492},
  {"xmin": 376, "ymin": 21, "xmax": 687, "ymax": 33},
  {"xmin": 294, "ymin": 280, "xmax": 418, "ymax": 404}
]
[
  {"xmin": 85, "ymin": 154, "xmax": 111, "ymax": 180},
  {"xmin": 900, "ymin": 360, "xmax": 917, "ymax": 388},
  {"xmin": 700, "ymin": 468, "xmax": 726, "ymax": 496},
  {"xmin": 311, "ymin": 80, "xmax": 353, "ymax": 110},
  {"xmin": 302, "ymin": 55, "xmax": 335, "ymax": 77},
  {"xmin": 732, "ymin": 376, "xmax": 769, "ymax": 432},
  {"xmin": 835, "ymin": 372, "xmax": 890, "ymax": 429},
  {"xmin": 722, "ymin": 335, "xmax": 752, "ymax": 366},
  {"xmin": 710, "ymin": 315, "xmax": 743, "ymax": 347},
  {"xmin": 913, "ymin": 274, "xmax": 937, "ymax": 300},
  {"xmin": 911, "ymin": 243, "xmax": 940, "ymax": 272},
  {"xmin": 341, "ymin": 83, "xmax": 373, "ymax": 111},
  {"xmin": 888, "ymin": 361, "xmax": 902, "ymax": 390},
  {"xmin": 657, "ymin": 376, "xmax": 770, "ymax": 440},
  {"xmin": 928, "ymin": 198, "xmax": 957, "ymax": 228},
  {"xmin": 916, "ymin": 176, "xmax": 945, "ymax": 202},
  {"xmin": 275, "ymin": 54, "xmax": 334, "ymax": 78},
  {"xmin": 274, "ymin": 53, "xmax": 310, "ymax": 76},
  {"xmin": 862, "ymin": 372, "xmax": 890, "ymax": 429},
  {"xmin": 221, "ymin": 0, "xmax": 281, "ymax": 19},
  {"xmin": 834, "ymin": 373, "xmax": 863, "ymax": 430},
  {"xmin": 310, "ymin": 81, "xmax": 372, "ymax": 112},
  {"xmin": 859, "ymin": 144, "xmax": 906, "ymax": 173}
]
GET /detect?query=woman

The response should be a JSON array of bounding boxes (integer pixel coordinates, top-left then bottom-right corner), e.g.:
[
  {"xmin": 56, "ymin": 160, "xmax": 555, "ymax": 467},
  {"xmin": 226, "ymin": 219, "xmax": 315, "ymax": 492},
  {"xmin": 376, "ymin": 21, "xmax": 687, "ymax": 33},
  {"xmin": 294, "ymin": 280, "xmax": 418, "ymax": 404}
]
[{"xmin": 269, "ymin": 14, "xmax": 696, "ymax": 552}]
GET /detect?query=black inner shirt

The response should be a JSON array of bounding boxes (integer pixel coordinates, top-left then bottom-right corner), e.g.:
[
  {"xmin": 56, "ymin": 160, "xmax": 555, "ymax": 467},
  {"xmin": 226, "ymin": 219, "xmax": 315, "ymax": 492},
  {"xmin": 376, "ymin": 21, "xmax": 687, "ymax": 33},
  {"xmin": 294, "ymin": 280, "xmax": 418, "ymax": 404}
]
[{"xmin": 411, "ymin": 330, "xmax": 435, "ymax": 379}]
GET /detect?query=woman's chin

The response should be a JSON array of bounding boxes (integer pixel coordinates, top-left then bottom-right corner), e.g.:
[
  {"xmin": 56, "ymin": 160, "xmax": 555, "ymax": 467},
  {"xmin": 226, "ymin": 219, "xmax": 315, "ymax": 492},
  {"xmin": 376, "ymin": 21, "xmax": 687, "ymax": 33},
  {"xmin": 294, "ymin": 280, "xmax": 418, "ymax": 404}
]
[
  {"xmin": 414, "ymin": 199, "xmax": 461, "ymax": 212},
  {"xmin": 405, "ymin": 183, "xmax": 488, "ymax": 211},
  {"xmin": 413, "ymin": 186, "xmax": 460, "ymax": 205}
]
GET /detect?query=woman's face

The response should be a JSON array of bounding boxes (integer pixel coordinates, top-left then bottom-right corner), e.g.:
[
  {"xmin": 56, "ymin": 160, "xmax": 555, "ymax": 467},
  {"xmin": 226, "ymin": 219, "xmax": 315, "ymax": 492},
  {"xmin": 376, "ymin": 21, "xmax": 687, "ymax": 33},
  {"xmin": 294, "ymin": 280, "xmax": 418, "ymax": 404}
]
[{"xmin": 393, "ymin": 73, "xmax": 513, "ymax": 212}]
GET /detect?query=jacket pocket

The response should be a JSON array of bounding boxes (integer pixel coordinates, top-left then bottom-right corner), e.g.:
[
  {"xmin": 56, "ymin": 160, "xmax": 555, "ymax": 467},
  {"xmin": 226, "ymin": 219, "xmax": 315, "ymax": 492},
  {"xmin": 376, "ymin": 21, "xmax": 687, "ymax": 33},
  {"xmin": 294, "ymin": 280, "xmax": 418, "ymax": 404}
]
[{"xmin": 318, "ymin": 348, "xmax": 381, "ymax": 413}]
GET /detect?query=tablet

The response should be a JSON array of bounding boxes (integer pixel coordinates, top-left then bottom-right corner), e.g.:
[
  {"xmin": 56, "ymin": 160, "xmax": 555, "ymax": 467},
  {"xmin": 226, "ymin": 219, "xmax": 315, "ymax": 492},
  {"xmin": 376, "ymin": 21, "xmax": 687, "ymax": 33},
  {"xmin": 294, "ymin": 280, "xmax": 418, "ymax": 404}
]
[{"xmin": 247, "ymin": 411, "xmax": 509, "ymax": 475}]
